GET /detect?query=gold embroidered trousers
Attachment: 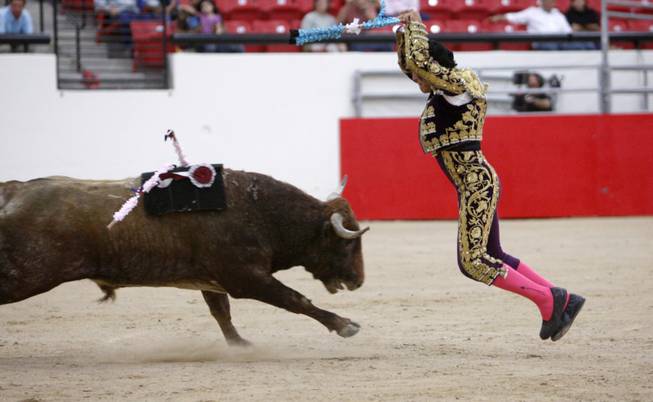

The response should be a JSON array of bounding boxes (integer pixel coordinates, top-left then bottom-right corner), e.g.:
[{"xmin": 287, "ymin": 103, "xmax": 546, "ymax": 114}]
[{"xmin": 436, "ymin": 150, "xmax": 509, "ymax": 285}]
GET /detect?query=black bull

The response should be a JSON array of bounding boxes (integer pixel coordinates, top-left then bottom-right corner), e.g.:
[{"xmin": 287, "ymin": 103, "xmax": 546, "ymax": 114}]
[{"xmin": 0, "ymin": 169, "xmax": 369, "ymax": 345}]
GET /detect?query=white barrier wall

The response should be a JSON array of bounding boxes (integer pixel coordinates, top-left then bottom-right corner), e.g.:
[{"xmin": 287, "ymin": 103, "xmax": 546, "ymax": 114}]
[{"xmin": 1, "ymin": 51, "xmax": 652, "ymax": 199}]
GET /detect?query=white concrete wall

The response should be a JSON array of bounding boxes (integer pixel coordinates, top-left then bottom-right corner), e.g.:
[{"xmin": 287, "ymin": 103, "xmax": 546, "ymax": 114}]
[{"xmin": 1, "ymin": 50, "xmax": 652, "ymax": 199}]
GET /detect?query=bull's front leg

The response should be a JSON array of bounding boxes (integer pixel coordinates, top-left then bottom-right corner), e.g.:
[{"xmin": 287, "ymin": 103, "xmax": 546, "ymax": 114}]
[
  {"xmin": 228, "ymin": 275, "xmax": 360, "ymax": 338},
  {"xmin": 201, "ymin": 291, "xmax": 251, "ymax": 347}
]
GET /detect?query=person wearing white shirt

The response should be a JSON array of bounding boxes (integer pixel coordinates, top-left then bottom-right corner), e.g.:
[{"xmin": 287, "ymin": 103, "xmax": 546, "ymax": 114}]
[
  {"xmin": 490, "ymin": 0, "xmax": 595, "ymax": 50},
  {"xmin": 384, "ymin": 0, "xmax": 419, "ymax": 17}
]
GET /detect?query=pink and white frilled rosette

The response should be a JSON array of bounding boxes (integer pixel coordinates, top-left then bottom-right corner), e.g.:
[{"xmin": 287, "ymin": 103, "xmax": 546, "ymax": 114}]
[
  {"xmin": 188, "ymin": 164, "xmax": 216, "ymax": 188},
  {"xmin": 107, "ymin": 164, "xmax": 174, "ymax": 229}
]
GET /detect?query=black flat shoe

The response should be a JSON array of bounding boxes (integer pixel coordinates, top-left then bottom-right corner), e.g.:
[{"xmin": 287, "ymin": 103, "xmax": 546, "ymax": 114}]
[
  {"xmin": 539, "ymin": 287, "xmax": 568, "ymax": 340},
  {"xmin": 551, "ymin": 293, "xmax": 586, "ymax": 342}
]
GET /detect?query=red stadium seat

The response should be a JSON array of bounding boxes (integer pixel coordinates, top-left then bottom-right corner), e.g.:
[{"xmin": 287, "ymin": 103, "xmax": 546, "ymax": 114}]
[
  {"xmin": 424, "ymin": 20, "xmax": 445, "ymax": 34},
  {"xmin": 628, "ymin": 19, "xmax": 653, "ymax": 32},
  {"xmin": 130, "ymin": 21, "xmax": 175, "ymax": 71},
  {"xmin": 450, "ymin": 0, "xmax": 494, "ymax": 20},
  {"xmin": 328, "ymin": 0, "xmax": 344, "ymax": 15},
  {"xmin": 609, "ymin": 19, "xmax": 634, "ymax": 49},
  {"xmin": 609, "ymin": 18, "xmax": 629, "ymax": 32},
  {"xmin": 423, "ymin": 20, "xmax": 457, "ymax": 51},
  {"xmin": 62, "ymin": 0, "xmax": 94, "ymax": 11},
  {"xmin": 556, "ymin": 0, "xmax": 570, "ymax": 13},
  {"xmin": 261, "ymin": 0, "xmax": 313, "ymax": 20},
  {"xmin": 224, "ymin": 20, "xmax": 253, "ymax": 33},
  {"xmin": 420, "ymin": 0, "xmax": 454, "ymax": 20},
  {"xmin": 490, "ymin": 0, "xmax": 535, "ymax": 14},
  {"xmin": 253, "ymin": 20, "xmax": 300, "ymax": 52},
  {"xmin": 482, "ymin": 20, "xmax": 529, "ymax": 50},
  {"xmin": 220, "ymin": 0, "xmax": 266, "ymax": 21},
  {"xmin": 628, "ymin": 19, "xmax": 653, "ymax": 48},
  {"xmin": 224, "ymin": 20, "xmax": 263, "ymax": 52},
  {"xmin": 445, "ymin": 20, "xmax": 493, "ymax": 50}
]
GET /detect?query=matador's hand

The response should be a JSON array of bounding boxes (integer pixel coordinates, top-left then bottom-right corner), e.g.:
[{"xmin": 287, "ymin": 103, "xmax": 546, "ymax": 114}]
[{"xmin": 398, "ymin": 10, "xmax": 422, "ymax": 24}]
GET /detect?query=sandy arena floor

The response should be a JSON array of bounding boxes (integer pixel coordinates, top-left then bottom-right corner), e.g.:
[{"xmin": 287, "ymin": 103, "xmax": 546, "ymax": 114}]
[{"xmin": 1, "ymin": 217, "xmax": 652, "ymax": 401}]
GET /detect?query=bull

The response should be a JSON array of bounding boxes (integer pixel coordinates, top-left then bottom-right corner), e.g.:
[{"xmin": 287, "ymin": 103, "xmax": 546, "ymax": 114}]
[{"xmin": 0, "ymin": 169, "xmax": 368, "ymax": 345}]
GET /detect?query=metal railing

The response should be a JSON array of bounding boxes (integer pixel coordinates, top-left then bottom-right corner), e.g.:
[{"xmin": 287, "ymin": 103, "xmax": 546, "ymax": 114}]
[
  {"xmin": 52, "ymin": 0, "xmax": 169, "ymax": 90},
  {"xmin": 600, "ymin": 0, "xmax": 653, "ymax": 112},
  {"xmin": 352, "ymin": 62, "xmax": 653, "ymax": 117}
]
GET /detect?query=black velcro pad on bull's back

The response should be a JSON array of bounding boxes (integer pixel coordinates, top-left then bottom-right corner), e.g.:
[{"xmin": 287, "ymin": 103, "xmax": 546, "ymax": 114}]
[{"xmin": 141, "ymin": 164, "xmax": 226, "ymax": 216}]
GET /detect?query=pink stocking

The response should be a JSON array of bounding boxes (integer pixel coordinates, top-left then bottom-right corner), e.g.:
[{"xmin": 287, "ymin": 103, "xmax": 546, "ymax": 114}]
[
  {"xmin": 515, "ymin": 261, "xmax": 554, "ymax": 288},
  {"xmin": 493, "ymin": 265, "xmax": 554, "ymax": 320}
]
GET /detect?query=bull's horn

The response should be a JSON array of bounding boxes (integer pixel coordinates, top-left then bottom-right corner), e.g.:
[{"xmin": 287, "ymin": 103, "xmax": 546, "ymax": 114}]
[
  {"xmin": 330, "ymin": 212, "xmax": 369, "ymax": 239},
  {"xmin": 326, "ymin": 175, "xmax": 348, "ymax": 201}
]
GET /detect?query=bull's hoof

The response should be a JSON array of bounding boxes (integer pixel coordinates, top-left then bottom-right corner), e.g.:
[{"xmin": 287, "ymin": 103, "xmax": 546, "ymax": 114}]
[{"xmin": 337, "ymin": 322, "xmax": 360, "ymax": 338}]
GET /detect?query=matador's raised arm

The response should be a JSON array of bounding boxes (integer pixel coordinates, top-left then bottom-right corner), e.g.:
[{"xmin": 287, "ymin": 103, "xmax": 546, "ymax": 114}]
[{"xmin": 397, "ymin": 21, "xmax": 487, "ymax": 98}]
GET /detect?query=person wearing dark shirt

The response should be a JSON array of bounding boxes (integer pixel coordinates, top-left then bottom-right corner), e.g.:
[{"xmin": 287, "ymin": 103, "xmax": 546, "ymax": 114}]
[
  {"xmin": 396, "ymin": 10, "xmax": 585, "ymax": 342},
  {"xmin": 565, "ymin": 0, "xmax": 600, "ymax": 32},
  {"xmin": 512, "ymin": 73, "xmax": 553, "ymax": 112}
]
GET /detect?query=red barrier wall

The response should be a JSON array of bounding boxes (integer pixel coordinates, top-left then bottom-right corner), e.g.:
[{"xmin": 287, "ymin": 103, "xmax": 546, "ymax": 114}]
[{"xmin": 340, "ymin": 114, "xmax": 653, "ymax": 220}]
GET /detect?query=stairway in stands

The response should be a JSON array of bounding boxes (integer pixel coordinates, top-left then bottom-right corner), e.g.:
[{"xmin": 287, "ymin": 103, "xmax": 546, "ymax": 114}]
[{"xmin": 55, "ymin": 6, "xmax": 168, "ymax": 90}]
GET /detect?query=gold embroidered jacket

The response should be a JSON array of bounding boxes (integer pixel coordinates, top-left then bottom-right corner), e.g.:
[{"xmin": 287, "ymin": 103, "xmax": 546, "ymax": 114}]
[{"xmin": 397, "ymin": 21, "xmax": 489, "ymax": 154}]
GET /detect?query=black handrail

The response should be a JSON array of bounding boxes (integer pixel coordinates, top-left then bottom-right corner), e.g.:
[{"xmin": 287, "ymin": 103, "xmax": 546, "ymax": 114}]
[
  {"xmin": 172, "ymin": 31, "xmax": 653, "ymax": 45},
  {"xmin": 0, "ymin": 33, "xmax": 51, "ymax": 44}
]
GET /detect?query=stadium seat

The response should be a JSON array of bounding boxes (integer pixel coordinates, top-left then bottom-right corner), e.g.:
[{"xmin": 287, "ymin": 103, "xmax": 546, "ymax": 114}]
[
  {"xmin": 586, "ymin": 0, "xmax": 601, "ymax": 9},
  {"xmin": 225, "ymin": 20, "xmax": 263, "ymax": 52},
  {"xmin": 490, "ymin": 0, "xmax": 535, "ymax": 14},
  {"xmin": 220, "ymin": 0, "xmax": 266, "ymax": 22},
  {"xmin": 62, "ymin": 0, "xmax": 94, "ymax": 11},
  {"xmin": 130, "ymin": 21, "xmax": 175, "ymax": 71},
  {"xmin": 628, "ymin": 19, "xmax": 653, "ymax": 32},
  {"xmin": 328, "ymin": 0, "xmax": 344, "ymax": 15},
  {"xmin": 482, "ymin": 20, "xmax": 529, "ymax": 50},
  {"xmin": 556, "ymin": 0, "xmax": 570, "ymax": 13},
  {"xmin": 450, "ymin": 0, "xmax": 494, "ymax": 21},
  {"xmin": 423, "ymin": 20, "xmax": 457, "ymax": 51},
  {"xmin": 608, "ymin": 19, "xmax": 635, "ymax": 49},
  {"xmin": 420, "ymin": 0, "xmax": 454, "ymax": 20},
  {"xmin": 253, "ymin": 20, "xmax": 300, "ymax": 52},
  {"xmin": 628, "ymin": 19, "xmax": 653, "ymax": 48},
  {"xmin": 424, "ymin": 20, "xmax": 445, "ymax": 34},
  {"xmin": 609, "ymin": 18, "xmax": 629, "ymax": 33},
  {"xmin": 261, "ymin": 0, "xmax": 313, "ymax": 22},
  {"xmin": 445, "ymin": 19, "xmax": 493, "ymax": 50},
  {"xmin": 224, "ymin": 20, "xmax": 253, "ymax": 33}
]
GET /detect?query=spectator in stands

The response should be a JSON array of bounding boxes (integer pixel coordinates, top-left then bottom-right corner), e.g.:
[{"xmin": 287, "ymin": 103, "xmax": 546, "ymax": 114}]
[
  {"xmin": 301, "ymin": 0, "xmax": 346, "ymax": 52},
  {"xmin": 95, "ymin": 0, "xmax": 139, "ymax": 49},
  {"xmin": 384, "ymin": 0, "xmax": 418, "ymax": 17},
  {"xmin": 195, "ymin": 0, "xmax": 243, "ymax": 52},
  {"xmin": 337, "ymin": 0, "xmax": 392, "ymax": 51},
  {"xmin": 177, "ymin": 0, "xmax": 202, "ymax": 33},
  {"xmin": 0, "ymin": 0, "xmax": 34, "ymax": 52},
  {"xmin": 565, "ymin": 0, "xmax": 600, "ymax": 32},
  {"xmin": 139, "ymin": 0, "xmax": 177, "ymax": 20},
  {"xmin": 512, "ymin": 73, "xmax": 553, "ymax": 112},
  {"xmin": 565, "ymin": 0, "xmax": 599, "ymax": 49},
  {"xmin": 489, "ymin": 0, "xmax": 594, "ymax": 50}
]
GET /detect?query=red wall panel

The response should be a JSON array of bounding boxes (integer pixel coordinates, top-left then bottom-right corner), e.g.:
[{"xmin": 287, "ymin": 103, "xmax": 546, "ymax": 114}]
[{"xmin": 340, "ymin": 114, "xmax": 653, "ymax": 220}]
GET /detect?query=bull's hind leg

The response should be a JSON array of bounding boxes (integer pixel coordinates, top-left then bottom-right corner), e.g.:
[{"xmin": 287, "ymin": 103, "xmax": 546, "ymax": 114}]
[
  {"xmin": 228, "ymin": 275, "xmax": 360, "ymax": 338},
  {"xmin": 201, "ymin": 291, "xmax": 251, "ymax": 347}
]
